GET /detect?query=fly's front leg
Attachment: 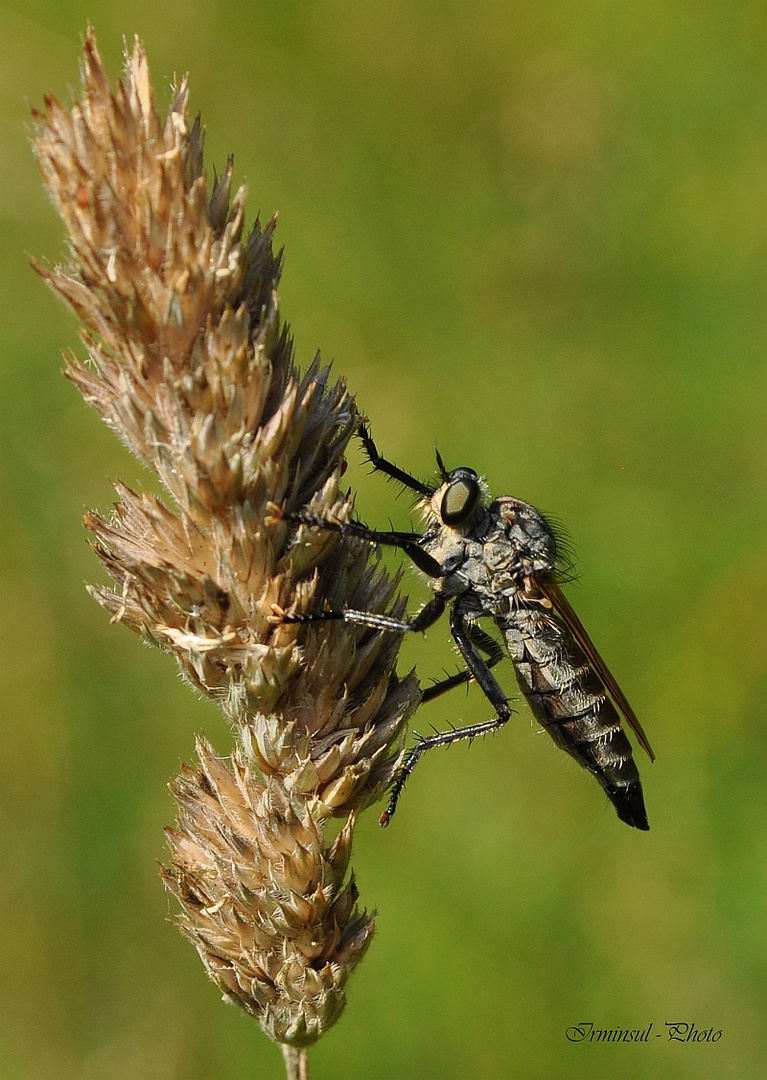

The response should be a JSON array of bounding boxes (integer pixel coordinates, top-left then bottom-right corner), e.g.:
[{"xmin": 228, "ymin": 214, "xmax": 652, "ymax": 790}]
[
  {"xmin": 269, "ymin": 503, "xmax": 443, "ymax": 578},
  {"xmin": 381, "ymin": 607, "xmax": 513, "ymax": 827},
  {"xmin": 357, "ymin": 425, "xmax": 434, "ymax": 497}
]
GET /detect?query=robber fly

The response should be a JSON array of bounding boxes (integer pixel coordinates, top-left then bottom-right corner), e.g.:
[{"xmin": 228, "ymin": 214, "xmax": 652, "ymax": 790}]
[{"xmin": 273, "ymin": 426, "xmax": 654, "ymax": 830}]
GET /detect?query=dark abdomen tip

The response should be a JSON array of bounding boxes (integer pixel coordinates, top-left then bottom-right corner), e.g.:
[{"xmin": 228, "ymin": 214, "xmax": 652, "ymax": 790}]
[{"xmin": 607, "ymin": 782, "xmax": 650, "ymax": 831}]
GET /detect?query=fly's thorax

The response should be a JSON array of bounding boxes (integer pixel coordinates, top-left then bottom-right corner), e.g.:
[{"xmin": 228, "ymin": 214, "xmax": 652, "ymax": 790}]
[
  {"xmin": 491, "ymin": 497, "xmax": 558, "ymax": 576},
  {"xmin": 423, "ymin": 527, "xmax": 475, "ymax": 599},
  {"xmin": 425, "ymin": 522, "xmax": 520, "ymax": 613}
]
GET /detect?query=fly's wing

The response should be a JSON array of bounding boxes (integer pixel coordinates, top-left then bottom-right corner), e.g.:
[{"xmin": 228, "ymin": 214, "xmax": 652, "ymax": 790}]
[{"xmin": 538, "ymin": 579, "xmax": 655, "ymax": 762}]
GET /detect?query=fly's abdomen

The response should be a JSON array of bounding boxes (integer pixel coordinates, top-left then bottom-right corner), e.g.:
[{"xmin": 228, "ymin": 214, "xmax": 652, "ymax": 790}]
[{"xmin": 501, "ymin": 608, "xmax": 649, "ymax": 830}]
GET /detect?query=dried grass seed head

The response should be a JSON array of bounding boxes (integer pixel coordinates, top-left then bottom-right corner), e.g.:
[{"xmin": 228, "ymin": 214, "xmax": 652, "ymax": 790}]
[{"xmin": 31, "ymin": 30, "xmax": 421, "ymax": 814}]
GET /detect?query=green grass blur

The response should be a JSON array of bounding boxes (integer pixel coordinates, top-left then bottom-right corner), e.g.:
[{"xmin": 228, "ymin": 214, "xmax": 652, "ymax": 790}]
[{"xmin": 1, "ymin": 2, "xmax": 764, "ymax": 1077}]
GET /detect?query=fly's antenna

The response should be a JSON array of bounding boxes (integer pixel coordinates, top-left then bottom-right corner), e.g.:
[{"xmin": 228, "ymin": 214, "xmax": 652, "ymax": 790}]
[{"xmin": 434, "ymin": 446, "xmax": 449, "ymax": 481}]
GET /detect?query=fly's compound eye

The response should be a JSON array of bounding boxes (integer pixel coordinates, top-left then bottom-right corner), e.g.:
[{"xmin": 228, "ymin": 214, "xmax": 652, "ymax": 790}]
[{"xmin": 440, "ymin": 470, "xmax": 481, "ymax": 527}]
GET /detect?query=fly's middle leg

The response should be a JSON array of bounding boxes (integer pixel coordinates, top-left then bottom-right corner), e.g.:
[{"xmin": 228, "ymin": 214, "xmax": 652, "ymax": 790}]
[{"xmin": 271, "ymin": 594, "xmax": 446, "ymax": 635}]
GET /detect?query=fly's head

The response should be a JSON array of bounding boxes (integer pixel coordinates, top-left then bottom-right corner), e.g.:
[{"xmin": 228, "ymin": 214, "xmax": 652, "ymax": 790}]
[{"xmin": 420, "ymin": 448, "xmax": 489, "ymax": 536}]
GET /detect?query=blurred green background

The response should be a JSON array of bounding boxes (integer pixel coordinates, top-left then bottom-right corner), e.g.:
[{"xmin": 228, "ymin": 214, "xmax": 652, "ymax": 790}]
[{"xmin": 1, "ymin": 1, "xmax": 765, "ymax": 1077}]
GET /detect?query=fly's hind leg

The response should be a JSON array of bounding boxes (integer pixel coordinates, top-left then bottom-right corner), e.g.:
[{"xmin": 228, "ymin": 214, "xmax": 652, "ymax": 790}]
[
  {"xmin": 420, "ymin": 624, "xmax": 504, "ymax": 703},
  {"xmin": 381, "ymin": 608, "xmax": 513, "ymax": 826}
]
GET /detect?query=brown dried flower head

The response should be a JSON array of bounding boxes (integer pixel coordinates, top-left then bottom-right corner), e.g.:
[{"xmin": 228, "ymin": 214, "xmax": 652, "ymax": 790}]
[
  {"xmin": 163, "ymin": 738, "xmax": 374, "ymax": 1046},
  {"xmin": 32, "ymin": 29, "xmax": 420, "ymax": 1051}
]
